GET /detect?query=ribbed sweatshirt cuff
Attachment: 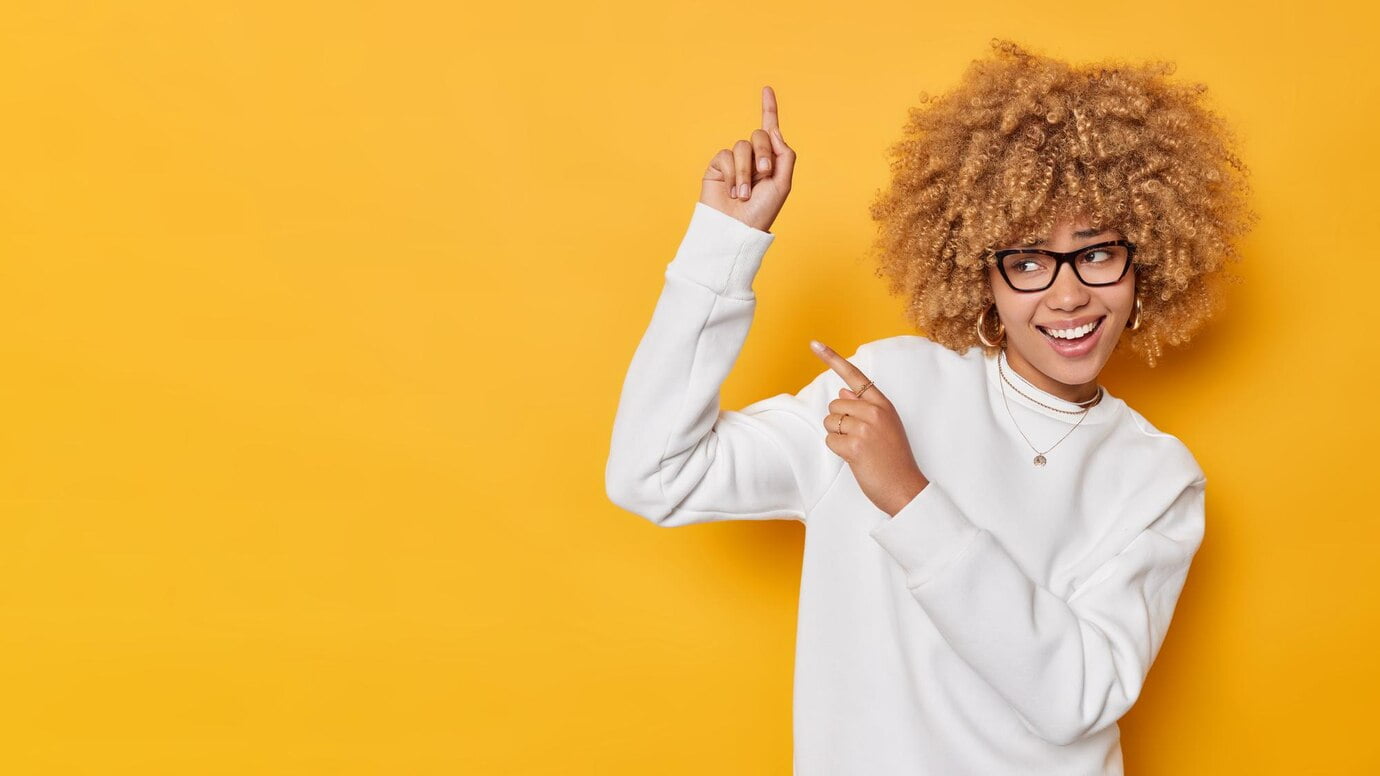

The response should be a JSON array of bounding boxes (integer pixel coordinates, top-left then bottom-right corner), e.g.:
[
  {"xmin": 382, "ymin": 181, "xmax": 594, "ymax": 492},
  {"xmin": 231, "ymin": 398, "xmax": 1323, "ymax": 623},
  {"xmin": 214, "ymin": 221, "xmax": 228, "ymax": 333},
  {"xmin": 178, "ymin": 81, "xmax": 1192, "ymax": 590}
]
[
  {"xmin": 869, "ymin": 480, "xmax": 984, "ymax": 588},
  {"xmin": 664, "ymin": 202, "xmax": 775, "ymax": 299}
]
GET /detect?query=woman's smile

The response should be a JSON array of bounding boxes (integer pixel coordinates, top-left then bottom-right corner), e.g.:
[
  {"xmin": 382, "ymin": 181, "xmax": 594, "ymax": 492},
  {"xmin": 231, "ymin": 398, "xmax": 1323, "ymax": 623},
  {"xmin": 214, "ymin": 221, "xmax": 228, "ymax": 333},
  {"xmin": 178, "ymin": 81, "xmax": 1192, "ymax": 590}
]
[{"xmin": 1036, "ymin": 314, "xmax": 1107, "ymax": 358}]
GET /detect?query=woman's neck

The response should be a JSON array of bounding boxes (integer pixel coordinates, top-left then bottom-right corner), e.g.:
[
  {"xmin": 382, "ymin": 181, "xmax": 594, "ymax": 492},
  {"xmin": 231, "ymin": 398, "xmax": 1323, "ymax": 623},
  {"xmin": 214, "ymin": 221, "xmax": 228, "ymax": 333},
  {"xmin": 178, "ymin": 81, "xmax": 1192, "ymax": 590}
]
[{"xmin": 1002, "ymin": 346, "xmax": 1102, "ymax": 405}]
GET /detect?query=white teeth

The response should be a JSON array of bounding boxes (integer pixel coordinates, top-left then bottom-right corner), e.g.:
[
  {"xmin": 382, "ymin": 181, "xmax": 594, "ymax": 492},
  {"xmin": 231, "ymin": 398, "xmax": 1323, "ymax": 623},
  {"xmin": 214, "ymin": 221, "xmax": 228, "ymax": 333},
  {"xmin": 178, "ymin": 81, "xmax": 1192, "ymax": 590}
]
[{"xmin": 1041, "ymin": 318, "xmax": 1102, "ymax": 340}]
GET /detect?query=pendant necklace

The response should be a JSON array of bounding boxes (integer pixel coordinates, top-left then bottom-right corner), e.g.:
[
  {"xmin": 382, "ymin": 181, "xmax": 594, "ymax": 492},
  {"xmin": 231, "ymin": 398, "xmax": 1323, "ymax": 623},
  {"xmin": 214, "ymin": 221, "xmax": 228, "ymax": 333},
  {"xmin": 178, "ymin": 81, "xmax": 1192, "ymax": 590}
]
[{"xmin": 996, "ymin": 348, "xmax": 1102, "ymax": 467}]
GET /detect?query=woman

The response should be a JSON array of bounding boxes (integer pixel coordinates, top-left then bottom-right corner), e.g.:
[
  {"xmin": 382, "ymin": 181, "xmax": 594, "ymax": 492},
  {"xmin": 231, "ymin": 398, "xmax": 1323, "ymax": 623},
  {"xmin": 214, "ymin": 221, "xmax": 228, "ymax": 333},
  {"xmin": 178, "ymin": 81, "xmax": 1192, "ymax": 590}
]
[{"xmin": 605, "ymin": 39, "xmax": 1254, "ymax": 776}]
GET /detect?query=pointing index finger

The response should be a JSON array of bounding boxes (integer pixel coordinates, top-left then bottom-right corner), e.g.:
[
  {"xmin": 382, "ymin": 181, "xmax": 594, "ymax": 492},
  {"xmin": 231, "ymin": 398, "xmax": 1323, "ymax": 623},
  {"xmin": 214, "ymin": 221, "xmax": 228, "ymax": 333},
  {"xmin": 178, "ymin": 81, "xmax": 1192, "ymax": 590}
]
[
  {"xmin": 761, "ymin": 85, "xmax": 780, "ymax": 134},
  {"xmin": 809, "ymin": 340, "xmax": 875, "ymax": 396}
]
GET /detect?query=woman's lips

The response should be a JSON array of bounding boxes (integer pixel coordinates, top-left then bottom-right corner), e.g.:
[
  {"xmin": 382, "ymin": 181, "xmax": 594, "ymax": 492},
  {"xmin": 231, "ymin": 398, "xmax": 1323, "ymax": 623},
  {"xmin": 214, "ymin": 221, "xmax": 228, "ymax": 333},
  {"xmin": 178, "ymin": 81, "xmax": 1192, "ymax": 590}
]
[{"xmin": 1038, "ymin": 316, "xmax": 1105, "ymax": 358}]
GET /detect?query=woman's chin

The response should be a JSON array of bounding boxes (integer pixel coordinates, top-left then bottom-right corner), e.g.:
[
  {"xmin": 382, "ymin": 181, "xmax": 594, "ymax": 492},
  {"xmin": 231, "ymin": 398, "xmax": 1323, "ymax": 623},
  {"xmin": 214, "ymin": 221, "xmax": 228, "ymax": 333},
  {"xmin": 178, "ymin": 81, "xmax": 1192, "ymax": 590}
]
[
  {"xmin": 1013, "ymin": 340, "xmax": 1106, "ymax": 392},
  {"xmin": 1049, "ymin": 357, "xmax": 1106, "ymax": 389}
]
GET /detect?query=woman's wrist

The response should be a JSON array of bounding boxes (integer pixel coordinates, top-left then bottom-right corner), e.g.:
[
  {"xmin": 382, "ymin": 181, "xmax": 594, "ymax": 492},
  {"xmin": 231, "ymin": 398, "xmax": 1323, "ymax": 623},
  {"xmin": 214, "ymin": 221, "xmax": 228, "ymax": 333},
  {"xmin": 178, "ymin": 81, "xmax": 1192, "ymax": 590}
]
[{"xmin": 884, "ymin": 472, "xmax": 931, "ymax": 518}]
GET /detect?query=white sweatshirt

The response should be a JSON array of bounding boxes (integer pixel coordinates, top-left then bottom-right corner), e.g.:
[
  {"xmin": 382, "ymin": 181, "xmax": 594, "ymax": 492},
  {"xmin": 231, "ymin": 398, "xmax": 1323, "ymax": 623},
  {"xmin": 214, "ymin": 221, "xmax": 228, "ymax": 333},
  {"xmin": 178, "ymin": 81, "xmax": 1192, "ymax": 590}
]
[{"xmin": 605, "ymin": 202, "xmax": 1207, "ymax": 776}]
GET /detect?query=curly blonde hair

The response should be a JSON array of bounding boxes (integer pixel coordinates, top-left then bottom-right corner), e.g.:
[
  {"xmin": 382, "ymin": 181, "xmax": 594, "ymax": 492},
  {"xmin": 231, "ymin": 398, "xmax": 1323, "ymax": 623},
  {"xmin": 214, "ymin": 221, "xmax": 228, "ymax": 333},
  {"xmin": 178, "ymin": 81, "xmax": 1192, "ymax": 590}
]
[{"xmin": 867, "ymin": 39, "xmax": 1257, "ymax": 367}]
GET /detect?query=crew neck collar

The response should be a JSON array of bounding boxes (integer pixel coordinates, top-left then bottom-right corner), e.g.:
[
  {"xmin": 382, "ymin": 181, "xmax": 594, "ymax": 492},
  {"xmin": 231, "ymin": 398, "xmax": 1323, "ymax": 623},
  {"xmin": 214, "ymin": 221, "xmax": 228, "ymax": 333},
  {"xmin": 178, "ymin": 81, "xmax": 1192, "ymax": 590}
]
[{"xmin": 983, "ymin": 347, "xmax": 1121, "ymax": 425}]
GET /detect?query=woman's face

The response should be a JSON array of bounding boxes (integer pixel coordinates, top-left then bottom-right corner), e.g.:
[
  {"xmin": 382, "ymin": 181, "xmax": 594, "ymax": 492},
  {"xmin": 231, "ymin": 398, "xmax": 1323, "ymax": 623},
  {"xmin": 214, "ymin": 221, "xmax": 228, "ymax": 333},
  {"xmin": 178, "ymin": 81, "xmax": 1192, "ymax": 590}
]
[{"xmin": 987, "ymin": 215, "xmax": 1136, "ymax": 403}]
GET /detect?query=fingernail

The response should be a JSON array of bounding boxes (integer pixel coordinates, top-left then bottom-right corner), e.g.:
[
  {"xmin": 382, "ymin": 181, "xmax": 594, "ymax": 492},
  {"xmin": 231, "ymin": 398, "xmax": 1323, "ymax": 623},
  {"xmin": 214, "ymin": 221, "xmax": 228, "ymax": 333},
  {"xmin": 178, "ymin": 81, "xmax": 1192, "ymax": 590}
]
[
  {"xmin": 810, "ymin": 340, "xmax": 825, "ymax": 353},
  {"xmin": 729, "ymin": 185, "xmax": 736, "ymax": 199},
  {"xmin": 741, "ymin": 183, "xmax": 750, "ymax": 198},
  {"xmin": 758, "ymin": 158, "xmax": 769, "ymax": 171}
]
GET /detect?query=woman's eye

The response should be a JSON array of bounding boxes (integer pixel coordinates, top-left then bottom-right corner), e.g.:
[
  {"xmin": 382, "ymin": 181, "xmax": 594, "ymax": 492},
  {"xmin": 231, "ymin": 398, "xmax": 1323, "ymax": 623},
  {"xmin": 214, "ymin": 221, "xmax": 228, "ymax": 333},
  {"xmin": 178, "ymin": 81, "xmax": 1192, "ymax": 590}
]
[{"xmin": 1081, "ymin": 250, "xmax": 1110, "ymax": 263}]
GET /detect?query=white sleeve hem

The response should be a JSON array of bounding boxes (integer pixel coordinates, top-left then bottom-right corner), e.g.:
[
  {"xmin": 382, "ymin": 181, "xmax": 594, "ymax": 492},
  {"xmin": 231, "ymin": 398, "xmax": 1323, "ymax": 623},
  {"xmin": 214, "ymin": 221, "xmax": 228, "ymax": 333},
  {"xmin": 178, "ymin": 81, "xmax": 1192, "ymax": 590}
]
[{"xmin": 664, "ymin": 202, "xmax": 775, "ymax": 299}]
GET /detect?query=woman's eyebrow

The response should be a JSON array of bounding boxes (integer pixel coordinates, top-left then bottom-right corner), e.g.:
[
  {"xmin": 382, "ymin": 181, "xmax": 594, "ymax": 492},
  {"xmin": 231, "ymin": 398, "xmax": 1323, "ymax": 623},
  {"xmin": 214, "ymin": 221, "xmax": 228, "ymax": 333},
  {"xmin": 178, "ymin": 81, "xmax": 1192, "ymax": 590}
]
[{"xmin": 1021, "ymin": 228, "xmax": 1112, "ymax": 247}]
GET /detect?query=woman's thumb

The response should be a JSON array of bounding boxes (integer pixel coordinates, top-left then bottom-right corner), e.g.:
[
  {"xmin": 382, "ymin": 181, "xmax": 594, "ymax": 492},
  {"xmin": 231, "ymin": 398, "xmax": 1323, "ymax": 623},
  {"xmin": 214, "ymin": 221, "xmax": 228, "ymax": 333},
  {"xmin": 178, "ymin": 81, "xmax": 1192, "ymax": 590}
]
[{"xmin": 768, "ymin": 127, "xmax": 795, "ymax": 187}]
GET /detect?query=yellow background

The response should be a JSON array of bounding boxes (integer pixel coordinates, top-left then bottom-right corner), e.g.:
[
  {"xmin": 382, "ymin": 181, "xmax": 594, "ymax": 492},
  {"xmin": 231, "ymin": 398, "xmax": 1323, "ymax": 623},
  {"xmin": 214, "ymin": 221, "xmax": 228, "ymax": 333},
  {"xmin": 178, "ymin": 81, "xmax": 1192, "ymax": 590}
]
[{"xmin": 0, "ymin": 1, "xmax": 1374, "ymax": 773}]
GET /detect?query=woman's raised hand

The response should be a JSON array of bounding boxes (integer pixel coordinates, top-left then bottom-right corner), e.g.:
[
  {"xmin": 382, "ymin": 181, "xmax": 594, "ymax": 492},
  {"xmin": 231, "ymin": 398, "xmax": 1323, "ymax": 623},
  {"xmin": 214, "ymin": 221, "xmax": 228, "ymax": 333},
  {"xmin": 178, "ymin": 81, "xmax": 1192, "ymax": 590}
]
[{"xmin": 699, "ymin": 85, "xmax": 796, "ymax": 233}]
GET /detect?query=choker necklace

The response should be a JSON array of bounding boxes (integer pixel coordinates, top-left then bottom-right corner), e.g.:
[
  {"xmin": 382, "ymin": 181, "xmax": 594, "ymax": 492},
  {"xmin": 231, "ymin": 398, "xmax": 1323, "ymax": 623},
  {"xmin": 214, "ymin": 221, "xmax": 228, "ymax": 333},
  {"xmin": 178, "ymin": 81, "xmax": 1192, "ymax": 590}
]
[{"xmin": 996, "ymin": 348, "xmax": 1103, "ymax": 467}]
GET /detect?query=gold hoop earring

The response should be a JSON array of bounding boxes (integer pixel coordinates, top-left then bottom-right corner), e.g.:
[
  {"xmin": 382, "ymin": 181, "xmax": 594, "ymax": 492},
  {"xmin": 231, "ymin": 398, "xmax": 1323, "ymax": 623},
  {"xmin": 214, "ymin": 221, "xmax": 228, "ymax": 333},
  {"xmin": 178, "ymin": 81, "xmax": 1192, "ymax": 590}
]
[
  {"xmin": 1125, "ymin": 296, "xmax": 1143, "ymax": 331},
  {"xmin": 977, "ymin": 302, "xmax": 1006, "ymax": 347}
]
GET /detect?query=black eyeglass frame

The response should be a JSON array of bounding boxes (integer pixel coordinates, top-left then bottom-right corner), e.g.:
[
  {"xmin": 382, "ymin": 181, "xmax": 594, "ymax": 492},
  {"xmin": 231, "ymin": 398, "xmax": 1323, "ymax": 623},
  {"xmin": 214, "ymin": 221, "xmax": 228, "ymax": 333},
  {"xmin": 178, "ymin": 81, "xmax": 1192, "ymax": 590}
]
[{"xmin": 991, "ymin": 240, "xmax": 1137, "ymax": 293}]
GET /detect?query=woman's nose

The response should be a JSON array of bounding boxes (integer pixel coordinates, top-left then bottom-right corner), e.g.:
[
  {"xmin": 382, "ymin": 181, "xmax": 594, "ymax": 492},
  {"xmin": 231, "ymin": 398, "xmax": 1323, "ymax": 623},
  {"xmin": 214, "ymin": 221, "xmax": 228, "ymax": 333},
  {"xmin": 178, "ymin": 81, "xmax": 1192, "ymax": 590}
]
[{"xmin": 1046, "ymin": 261, "xmax": 1092, "ymax": 305}]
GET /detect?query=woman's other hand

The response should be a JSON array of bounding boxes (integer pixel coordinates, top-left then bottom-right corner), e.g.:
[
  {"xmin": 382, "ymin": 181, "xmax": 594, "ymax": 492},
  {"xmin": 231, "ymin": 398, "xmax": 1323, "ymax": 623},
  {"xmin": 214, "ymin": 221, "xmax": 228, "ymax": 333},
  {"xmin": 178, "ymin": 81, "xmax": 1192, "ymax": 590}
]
[
  {"xmin": 698, "ymin": 85, "xmax": 796, "ymax": 233},
  {"xmin": 810, "ymin": 341, "xmax": 930, "ymax": 518}
]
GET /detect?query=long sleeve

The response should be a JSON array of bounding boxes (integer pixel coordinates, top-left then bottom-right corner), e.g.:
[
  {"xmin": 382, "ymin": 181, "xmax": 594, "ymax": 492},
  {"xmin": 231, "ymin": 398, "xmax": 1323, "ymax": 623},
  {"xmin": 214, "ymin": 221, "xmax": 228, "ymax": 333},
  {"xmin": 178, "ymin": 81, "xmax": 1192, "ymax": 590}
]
[
  {"xmin": 604, "ymin": 202, "xmax": 852, "ymax": 527},
  {"xmin": 869, "ymin": 474, "xmax": 1207, "ymax": 746}
]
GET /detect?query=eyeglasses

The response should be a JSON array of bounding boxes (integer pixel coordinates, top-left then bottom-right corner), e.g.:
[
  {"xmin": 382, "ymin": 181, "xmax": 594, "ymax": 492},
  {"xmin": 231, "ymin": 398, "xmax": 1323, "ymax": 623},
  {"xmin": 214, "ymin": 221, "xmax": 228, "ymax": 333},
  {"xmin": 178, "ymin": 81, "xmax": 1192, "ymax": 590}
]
[{"xmin": 992, "ymin": 240, "xmax": 1136, "ymax": 293}]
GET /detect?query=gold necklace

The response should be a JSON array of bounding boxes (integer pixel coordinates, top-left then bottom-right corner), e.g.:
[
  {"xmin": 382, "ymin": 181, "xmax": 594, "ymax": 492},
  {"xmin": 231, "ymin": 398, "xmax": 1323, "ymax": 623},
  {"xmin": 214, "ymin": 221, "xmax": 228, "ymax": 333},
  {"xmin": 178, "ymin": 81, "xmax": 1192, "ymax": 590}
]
[
  {"xmin": 996, "ymin": 349, "xmax": 1103, "ymax": 467},
  {"xmin": 999, "ymin": 358, "xmax": 1102, "ymax": 413}
]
